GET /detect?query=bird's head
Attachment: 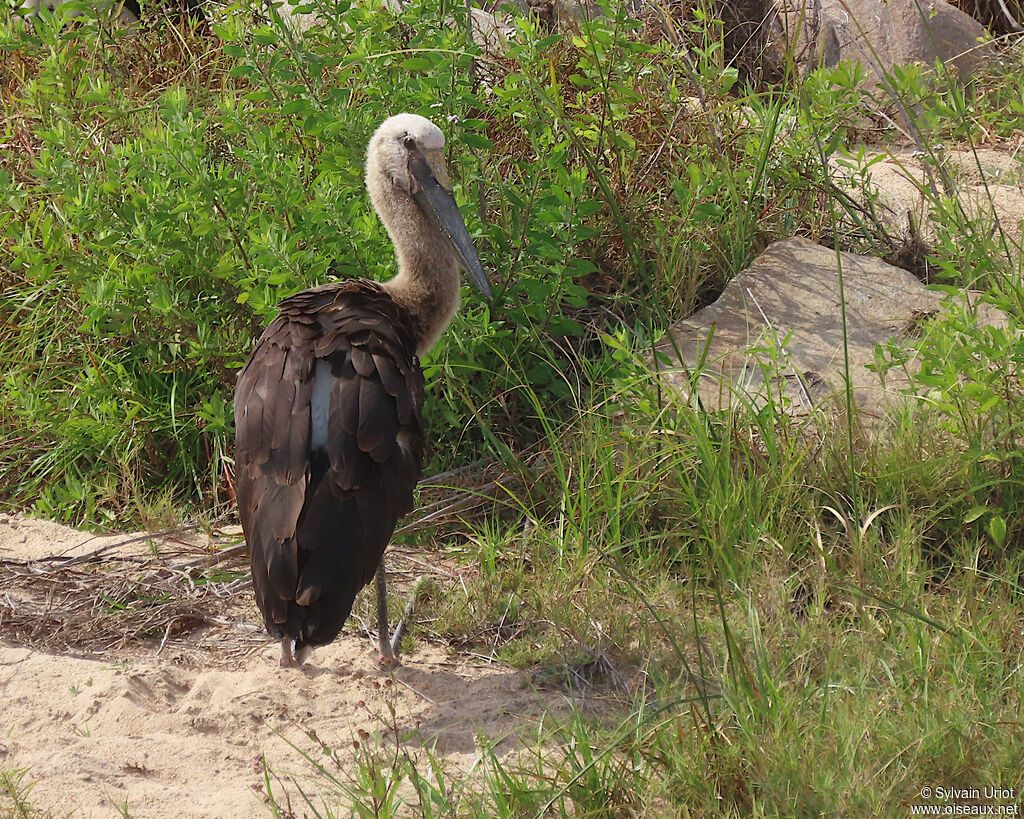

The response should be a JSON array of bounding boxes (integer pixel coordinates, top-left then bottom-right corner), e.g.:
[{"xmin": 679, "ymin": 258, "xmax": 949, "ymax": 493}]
[{"xmin": 366, "ymin": 113, "xmax": 492, "ymax": 300}]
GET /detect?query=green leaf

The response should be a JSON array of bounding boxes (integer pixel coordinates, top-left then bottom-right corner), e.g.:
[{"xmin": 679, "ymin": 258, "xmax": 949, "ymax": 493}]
[
  {"xmin": 400, "ymin": 57, "xmax": 435, "ymax": 72},
  {"xmin": 252, "ymin": 30, "xmax": 280, "ymax": 45},
  {"xmin": 693, "ymin": 202, "xmax": 725, "ymax": 221},
  {"xmin": 462, "ymin": 133, "xmax": 492, "ymax": 150},
  {"xmin": 548, "ymin": 316, "xmax": 583, "ymax": 336},
  {"xmin": 281, "ymin": 99, "xmax": 312, "ymax": 116},
  {"xmin": 988, "ymin": 515, "xmax": 1007, "ymax": 548},
  {"xmin": 963, "ymin": 505, "xmax": 988, "ymax": 525}
]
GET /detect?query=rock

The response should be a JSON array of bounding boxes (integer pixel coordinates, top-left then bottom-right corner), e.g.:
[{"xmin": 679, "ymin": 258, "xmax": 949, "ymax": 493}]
[
  {"xmin": 273, "ymin": 0, "xmax": 512, "ymax": 54},
  {"xmin": 16, "ymin": 0, "xmax": 140, "ymax": 23},
  {"xmin": 515, "ymin": 0, "xmax": 993, "ymax": 84},
  {"xmin": 513, "ymin": 0, "xmax": 667, "ymax": 34},
  {"xmin": 771, "ymin": 0, "xmax": 995, "ymax": 85},
  {"xmin": 15, "ymin": 0, "xmax": 206, "ymax": 25},
  {"xmin": 515, "ymin": 0, "xmax": 607, "ymax": 29},
  {"xmin": 831, "ymin": 146, "xmax": 1024, "ymax": 263},
  {"xmin": 652, "ymin": 237, "xmax": 1003, "ymax": 421},
  {"xmin": 468, "ymin": 6, "xmax": 515, "ymax": 55}
]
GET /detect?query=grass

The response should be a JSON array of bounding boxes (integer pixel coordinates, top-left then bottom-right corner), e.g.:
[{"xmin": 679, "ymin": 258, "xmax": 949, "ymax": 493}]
[
  {"xmin": 1, "ymin": 0, "xmax": 1023, "ymax": 815},
  {"xmin": 0, "ymin": 769, "xmax": 37, "ymax": 819}
]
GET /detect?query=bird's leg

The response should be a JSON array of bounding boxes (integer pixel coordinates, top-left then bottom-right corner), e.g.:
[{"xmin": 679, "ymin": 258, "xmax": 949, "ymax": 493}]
[
  {"xmin": 280, "ymin": 638, "xmax": 298, "ymax": 668},
  {"xmin": 376, "ymin": 559, "xmax": 398, "ymax": 666},
  {"xmin": 279, "ymin": 638, "xmax": 311, "ymax": 668},
  {"xmin": 389, "ymin": 575, "xmax": 426, "ymax": 658}
]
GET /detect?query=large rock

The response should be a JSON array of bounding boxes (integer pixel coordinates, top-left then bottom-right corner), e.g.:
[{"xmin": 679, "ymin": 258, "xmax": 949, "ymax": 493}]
[
  {"xmin": 771, "ymin": 0, "xmax": 995, "ymax": 84},
  {"xmin": 15, "ymin": 0, "xmax": 140, "ymax": 23},
  {"xmin": 653, "ymin": 237, "xmax": 1003, "ymax": 421},
  {"xmin": 831, "ymin": 147, "xmax": 1024, "ymax": 262},
  {"xmin": 274, "ymin": 0, "xmax": 513, "ymax": 54},
  {"xmin": 505, "ymin": 0, "xmax": 993, "ymax": 86}
]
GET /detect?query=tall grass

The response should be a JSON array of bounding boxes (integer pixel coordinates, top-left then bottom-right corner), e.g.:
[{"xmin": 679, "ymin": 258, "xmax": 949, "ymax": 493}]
[{"xmin": 263, "ymin": 352, "xmax": 1024, "ymax": 814}]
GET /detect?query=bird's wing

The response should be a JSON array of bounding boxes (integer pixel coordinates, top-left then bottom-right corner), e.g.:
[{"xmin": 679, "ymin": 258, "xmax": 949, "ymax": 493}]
[{"xmin": 234, "ymin": 281, "xmax": 425, "ymax": 646}]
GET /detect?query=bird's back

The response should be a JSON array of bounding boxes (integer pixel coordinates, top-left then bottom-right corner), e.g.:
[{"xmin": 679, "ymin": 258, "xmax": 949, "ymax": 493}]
[{"xmin": 234, "ymin": 280, "xmax": 426, "ymax": 650}]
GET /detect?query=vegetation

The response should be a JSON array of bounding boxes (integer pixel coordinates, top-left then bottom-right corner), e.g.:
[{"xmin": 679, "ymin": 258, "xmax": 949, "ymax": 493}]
[{"xmin": 1, "ymin": 0, "xmax": 1023, "ymax": 815}]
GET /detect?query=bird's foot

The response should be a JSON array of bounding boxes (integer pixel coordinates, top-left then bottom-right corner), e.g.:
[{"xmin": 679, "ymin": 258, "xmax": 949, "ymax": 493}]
[
  {"xmin": 280, "ymin": 639, "xmax": 311, "ymax": 668},
  {"xmin": 375, "ymin": 621, "xmax": 406, "ymax": 668},
  {"xmin": 376, "ymin": 575, "xmax": 428, "ymax": 668}
]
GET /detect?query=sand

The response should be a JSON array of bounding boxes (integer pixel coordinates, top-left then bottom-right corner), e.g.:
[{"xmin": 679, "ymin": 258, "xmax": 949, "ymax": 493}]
[{"xmin": 0, "ymin": 513, "xmax": 566, "ymax": 817}]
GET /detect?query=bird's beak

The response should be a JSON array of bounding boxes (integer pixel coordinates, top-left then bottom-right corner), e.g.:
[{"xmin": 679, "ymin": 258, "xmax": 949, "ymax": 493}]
[{"xmin": 409, "ymin": 149, "xmax": 493, "ymax": 300}]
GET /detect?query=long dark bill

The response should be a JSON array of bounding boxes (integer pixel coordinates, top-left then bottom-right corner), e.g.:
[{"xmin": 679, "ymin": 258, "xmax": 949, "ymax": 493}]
[{"xmin": 409, "ymin": 152, "xmax": 493, "ymax": 300}]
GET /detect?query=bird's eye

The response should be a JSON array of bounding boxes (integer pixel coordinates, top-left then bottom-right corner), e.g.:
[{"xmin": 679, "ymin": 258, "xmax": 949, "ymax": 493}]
[{"xmin": 402, "ymin": 136, "xmax": 416, "ymax": 151}]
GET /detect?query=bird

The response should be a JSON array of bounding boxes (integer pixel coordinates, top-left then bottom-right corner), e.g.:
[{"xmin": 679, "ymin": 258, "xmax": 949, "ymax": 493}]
[{"xmin": 233, "ymin": 113, "xmax": 492, "ymax": 668}]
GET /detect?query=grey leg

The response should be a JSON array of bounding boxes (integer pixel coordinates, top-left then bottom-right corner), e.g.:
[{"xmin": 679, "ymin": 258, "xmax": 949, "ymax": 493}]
[
  {"xmin": 280, "ymin": 638, "xmax": 312, "ymax": 668},
  {"xmin": 376, "ymin": 559, "xmax": 398, "ymax": 666}
]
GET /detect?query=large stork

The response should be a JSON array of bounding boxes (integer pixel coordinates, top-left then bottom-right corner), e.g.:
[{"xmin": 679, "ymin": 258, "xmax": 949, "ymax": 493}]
[{"xmin": 234, "ymin": 113, "xmax": 492, "ymax": 667}]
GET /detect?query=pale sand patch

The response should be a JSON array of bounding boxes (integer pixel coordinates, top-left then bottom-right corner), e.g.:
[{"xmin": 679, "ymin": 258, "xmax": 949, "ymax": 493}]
[{"xmin": 0, "ymin": 513, "xmax": 572, "ymax": 818}]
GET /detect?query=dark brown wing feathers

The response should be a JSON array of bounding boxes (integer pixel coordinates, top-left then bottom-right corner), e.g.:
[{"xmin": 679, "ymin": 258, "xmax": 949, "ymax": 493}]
[{"xmin": 234, "ymin": 280, "xmax": 425, "ymax": 649}]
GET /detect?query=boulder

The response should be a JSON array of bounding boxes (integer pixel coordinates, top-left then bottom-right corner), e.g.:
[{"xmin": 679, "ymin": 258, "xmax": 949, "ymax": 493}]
[
  {"xmin": 16, "ymin": 0, "xmax": 140, "ymax": 23},
  {"xmin": 500, "ymin": 0, "xmax": 994, "ymax": 87},
  {"xmin": 831, "ymin": 146, "xmax": 1024, "ymax": 263},
  {"xmin": 14, "ymin": 0, "xmax": 206, "ymax": 25},
  {"xmin": 467, "ymin": 6, "xmax": 515, "ymax": 55},
  {"xmin": 273, "ymin": 0, "xmax": 513, "ymax": 54},
  {"xmin": 771, "ymin": 0, "xmax": 995, "ymax": 84},
  {"xmin": 652, "ymin": 237, "xmax": 1003, "ymax": 421}
]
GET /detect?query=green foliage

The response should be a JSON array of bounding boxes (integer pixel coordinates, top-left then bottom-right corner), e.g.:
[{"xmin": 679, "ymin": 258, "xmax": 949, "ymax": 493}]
[
  {"xmin": 0, "ymin": 769, "xmax": 38, "ymax": 819},
  {"xmin": 0, "ymin": 0, "xmax": 834, "ymax": 521},
  {"xmin": 874, "ymin": 286, "xmax": 1024, "ymax": 566},
  {"xmin": 0, "ymin": 0, "xmax": 487, "ymax": 518},
  {"xmin": 262, "ymin": 358, "xmax": 1024, "ymax": 816}
]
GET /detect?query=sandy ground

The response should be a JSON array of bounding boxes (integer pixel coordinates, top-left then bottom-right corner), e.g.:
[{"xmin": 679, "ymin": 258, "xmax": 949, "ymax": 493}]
[
  {"xmin": 830, "ymin": 145, "xmax": 1024, "ymax": 259},
  {"xmin": 0, "ymin": 513, "xmax": 569, "ymax": 817}
]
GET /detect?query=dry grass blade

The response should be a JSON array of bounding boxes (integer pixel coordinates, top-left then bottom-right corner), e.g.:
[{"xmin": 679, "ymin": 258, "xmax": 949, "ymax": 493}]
[
  {"xmin": 396, "ymin": 464, "xmax": 528, "ymax": 538},
  {"xmin": 0, "ymin": 557, "xmax": 243, "ymax": 654}
]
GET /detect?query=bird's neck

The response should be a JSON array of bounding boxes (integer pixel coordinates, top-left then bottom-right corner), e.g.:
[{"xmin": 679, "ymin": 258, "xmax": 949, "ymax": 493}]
[{"xmin": 377, "ymin": 199, "xmax": 461, "ymax": 357}]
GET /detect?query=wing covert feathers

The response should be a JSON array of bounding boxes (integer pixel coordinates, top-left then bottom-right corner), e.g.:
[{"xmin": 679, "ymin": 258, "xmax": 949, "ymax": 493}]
[{"xmin": 234, "ymin": 280, "xmax": 426, "ymax": 649}]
